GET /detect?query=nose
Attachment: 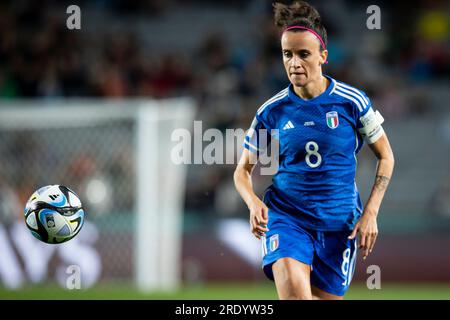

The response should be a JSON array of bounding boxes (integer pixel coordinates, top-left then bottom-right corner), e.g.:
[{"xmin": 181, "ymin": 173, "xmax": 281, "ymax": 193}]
[{"xmin": 290, "ymin": 54, "xmax": 302, "ymax": 69}]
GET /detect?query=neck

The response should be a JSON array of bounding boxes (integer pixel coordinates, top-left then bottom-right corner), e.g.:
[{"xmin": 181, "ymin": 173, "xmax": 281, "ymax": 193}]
[{"xmin": 294, "ymin": 75, "xmax": 328, "ymax": 100}]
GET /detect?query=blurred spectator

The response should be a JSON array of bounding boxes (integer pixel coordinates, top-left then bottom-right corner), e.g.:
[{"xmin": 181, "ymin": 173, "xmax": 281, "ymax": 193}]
[{"xmin": 432, "ymin": 172, "xmax": 450, "ymax": 218}]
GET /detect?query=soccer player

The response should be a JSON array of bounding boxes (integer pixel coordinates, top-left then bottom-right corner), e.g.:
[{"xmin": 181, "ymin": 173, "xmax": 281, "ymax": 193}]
[{"xmin": 234, "ymin": 1, "xmax": 394, "ymax": 300}]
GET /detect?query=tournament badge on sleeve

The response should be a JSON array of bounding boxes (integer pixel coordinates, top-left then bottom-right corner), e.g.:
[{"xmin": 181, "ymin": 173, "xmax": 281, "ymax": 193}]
[
  {"xmin": 326, "ymin": 111, "xmax": 339, "ymax": 129},
  {"xmin": 269, "ymin": 234, "xmax": 279, "ymax": 252}
]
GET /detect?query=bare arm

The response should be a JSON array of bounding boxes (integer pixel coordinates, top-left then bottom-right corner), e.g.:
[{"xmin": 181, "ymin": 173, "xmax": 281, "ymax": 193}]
[
  {"xmin": 234, "ymin": 149, "xmax": 258, "ymax": 207},
  {"xmin": 349, "ymin": 133, "xmax": 395, "ymax": 259},
  {"xmin": 234, "ymin": 149, "xmax": 269, "ymax": 239},
  {"xmin": 365, "ymin": 133, "xmax": 395, "ymax": 216}
]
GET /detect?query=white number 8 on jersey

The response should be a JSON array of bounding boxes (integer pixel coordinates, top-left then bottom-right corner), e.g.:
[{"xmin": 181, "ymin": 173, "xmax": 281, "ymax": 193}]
[{"xmin": 305, "ymin": 141, "xmax": 322, "ymax": 168}]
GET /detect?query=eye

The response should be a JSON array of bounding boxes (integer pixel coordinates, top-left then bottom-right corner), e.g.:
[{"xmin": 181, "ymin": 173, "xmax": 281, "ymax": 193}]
[
  {"xmin": 300, "ymin": 51, "xmax": 310, "ymax": 59},
  {"xmin": 283, "ymin": 51, "xmax": 292, "ymax": 58}
]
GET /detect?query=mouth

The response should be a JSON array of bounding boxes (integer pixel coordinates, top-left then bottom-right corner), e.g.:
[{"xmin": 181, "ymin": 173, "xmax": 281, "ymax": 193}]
[{"xmin": 290, "ymin": 72, "xmax": 306, "ymax": 77}]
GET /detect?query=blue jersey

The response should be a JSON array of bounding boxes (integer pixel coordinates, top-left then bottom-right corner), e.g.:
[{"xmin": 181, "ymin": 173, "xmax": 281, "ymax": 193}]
[{"xmin": 244, "ymin": 75, "xmax": 379, "ymax": 231}]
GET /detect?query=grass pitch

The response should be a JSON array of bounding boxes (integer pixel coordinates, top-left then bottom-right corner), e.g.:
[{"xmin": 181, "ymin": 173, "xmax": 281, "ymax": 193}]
[{"xmin": 1, "ymin": 282, "xmax": 450, "ymax": 300}]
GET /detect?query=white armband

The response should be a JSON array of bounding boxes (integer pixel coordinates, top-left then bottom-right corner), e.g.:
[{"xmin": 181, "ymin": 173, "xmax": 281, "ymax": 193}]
[{"xmin": 358, "ymin": 108, "xmax": 385, "ymax": 144}]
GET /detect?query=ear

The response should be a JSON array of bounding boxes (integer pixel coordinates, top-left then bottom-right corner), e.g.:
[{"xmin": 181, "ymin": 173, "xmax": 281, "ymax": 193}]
[{"xmin": 319, "ymin": 49, "xmax": 328, "ymax": 65}]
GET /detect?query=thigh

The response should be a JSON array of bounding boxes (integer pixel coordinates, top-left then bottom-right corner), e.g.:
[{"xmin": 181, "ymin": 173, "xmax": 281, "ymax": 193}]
[
  {"xmin": 310, "ymin": 231, "xmax": 357, "ymax": 297},
  {"xmin": 272, "ymin": 257, "xmax": 312, "ymax": 300}
]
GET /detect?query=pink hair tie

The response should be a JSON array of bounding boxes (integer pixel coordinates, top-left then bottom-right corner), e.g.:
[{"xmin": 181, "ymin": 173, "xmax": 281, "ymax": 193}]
[{"xmin": 283, "ymin": 25, "xmax": 328, "ymax": 64}]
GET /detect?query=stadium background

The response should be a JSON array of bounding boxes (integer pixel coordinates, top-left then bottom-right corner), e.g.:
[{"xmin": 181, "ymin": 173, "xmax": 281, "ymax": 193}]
[{"xmin": 0, "ymin": 0, "xmax": 449, "ymax": 299}]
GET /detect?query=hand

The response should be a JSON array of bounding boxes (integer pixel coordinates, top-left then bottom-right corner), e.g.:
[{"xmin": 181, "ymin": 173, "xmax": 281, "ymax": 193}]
[
  {"xmin": 248, "ymin": 197, "xmax": 269, "ymax": 239},
  {"xmin": 348, "ymin": 210, "xmax": 378, "ymax": 260}
]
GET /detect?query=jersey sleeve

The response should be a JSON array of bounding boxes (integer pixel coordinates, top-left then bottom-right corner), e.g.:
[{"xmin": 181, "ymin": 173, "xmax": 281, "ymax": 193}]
[
  {"xmin": 354, "ymin": 91, "xmax": 385, "ymax": 144},
  {"xmin": 243, "ymin": 114, "xmax": 272, "ymax": 154}
]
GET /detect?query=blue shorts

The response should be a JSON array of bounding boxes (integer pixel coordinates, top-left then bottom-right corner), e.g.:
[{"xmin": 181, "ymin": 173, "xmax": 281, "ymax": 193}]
[{"xmin": 262, "ymin": 211, "xmax": 358, "ymax": 296}]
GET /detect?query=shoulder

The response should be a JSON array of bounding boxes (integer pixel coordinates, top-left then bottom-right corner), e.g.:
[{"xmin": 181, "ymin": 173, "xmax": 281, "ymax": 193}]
[
  {"xmin": 256, "ymin": 86, "xmax": 290, "ymax": 119},
  {"xmin": 329, "ymin": 78, "xmax": 371, "ymax": 114}
]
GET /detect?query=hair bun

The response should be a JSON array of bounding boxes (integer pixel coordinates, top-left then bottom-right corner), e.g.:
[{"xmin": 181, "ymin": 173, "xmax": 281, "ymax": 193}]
[
  {"xmin": 273, "ymin": 1, "xmax": 322, "ymax": 29},
  {"xmin": 292, "ymin": 1, "xmax": 321, "ymax": 23}
]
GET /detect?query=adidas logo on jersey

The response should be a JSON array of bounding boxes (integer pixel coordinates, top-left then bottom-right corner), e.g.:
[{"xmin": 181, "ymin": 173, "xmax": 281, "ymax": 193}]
[{"xmin": 283, "ymin": 120, "xmax": 294, "ymax": 130}]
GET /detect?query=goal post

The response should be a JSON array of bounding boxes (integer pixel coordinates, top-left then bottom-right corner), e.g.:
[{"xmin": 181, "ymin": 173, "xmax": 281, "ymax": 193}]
[
  {"xmin": 135, "ymin": 100, "xmax": 196, "ymax": 292},
  {"xmin": 0, "ymin": 98, "xmax": 196, "ymax": 292}
]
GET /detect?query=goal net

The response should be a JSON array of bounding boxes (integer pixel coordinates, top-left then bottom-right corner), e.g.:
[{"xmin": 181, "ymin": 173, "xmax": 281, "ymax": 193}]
[{"xmin": 0, "ymin": 98, "xmax": 195, "ymax": 292}]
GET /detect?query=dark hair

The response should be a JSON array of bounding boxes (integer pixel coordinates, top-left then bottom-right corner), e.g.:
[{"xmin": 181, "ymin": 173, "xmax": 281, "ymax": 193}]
[{"xmin": 273, "ymin": 1, "xmax": 327, "ymax": 50}]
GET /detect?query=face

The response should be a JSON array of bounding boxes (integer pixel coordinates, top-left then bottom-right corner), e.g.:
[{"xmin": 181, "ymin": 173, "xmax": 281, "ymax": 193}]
[{"xmin": 281, "ymin": 31, "xmax": 328, "ymax": 87}]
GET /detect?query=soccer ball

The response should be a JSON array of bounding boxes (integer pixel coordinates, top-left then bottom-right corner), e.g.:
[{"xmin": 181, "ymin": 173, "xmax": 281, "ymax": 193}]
[{"xmin": 24, "ymin": 185, "xmax": 85, "ymax": 244}]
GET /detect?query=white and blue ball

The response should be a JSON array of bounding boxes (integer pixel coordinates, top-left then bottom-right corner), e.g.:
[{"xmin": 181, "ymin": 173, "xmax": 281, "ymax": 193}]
[{"xmin": 24, "ymin": 185, "xmax": 85, "ymax": 244}]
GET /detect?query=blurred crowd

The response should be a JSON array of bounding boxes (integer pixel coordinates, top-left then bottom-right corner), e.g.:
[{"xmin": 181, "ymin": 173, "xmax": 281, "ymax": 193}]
[
  {"xmin": 1, "ymin": 1, "xmax": 448, "ymax": 100},
  {"xmin": 0, "ymin": 0, "xmax": 449, "ymax": 218}
]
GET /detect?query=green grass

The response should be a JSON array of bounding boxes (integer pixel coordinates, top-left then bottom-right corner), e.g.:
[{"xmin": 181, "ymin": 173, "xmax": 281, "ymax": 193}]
[{"xmin": 1, "ymin": 282, "xmax": 450, "ymax": 300}]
